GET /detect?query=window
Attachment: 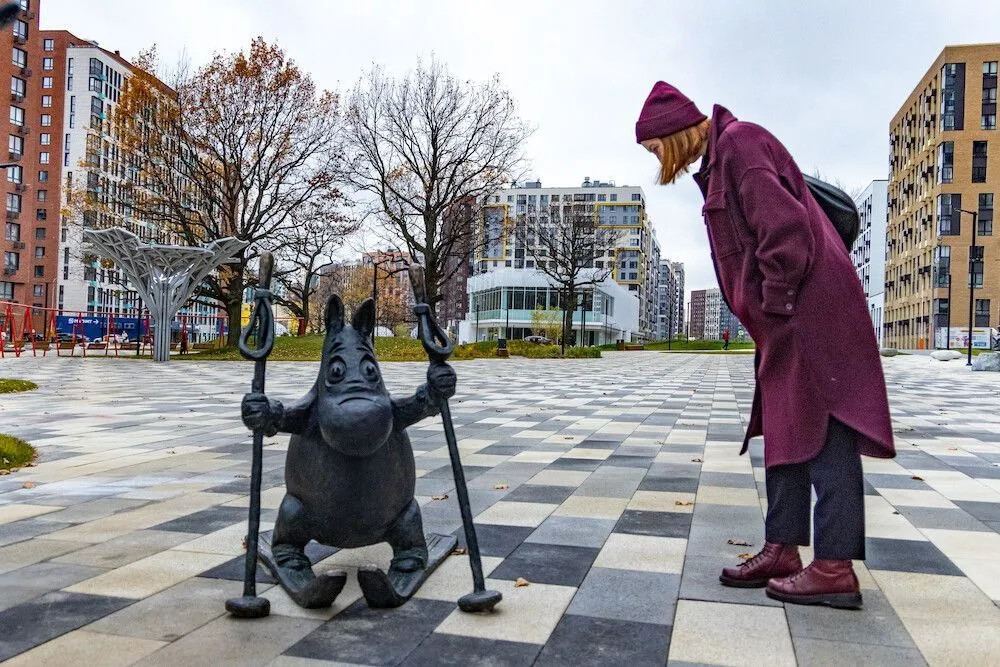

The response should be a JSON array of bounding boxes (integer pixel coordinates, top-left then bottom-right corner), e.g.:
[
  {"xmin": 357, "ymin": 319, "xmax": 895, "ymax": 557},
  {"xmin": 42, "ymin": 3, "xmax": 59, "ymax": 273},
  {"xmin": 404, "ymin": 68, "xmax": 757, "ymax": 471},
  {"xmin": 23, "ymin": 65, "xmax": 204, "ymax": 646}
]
[
  {"xmin": 6, "ymin": 165, "xmax": 20, "ymax": 183},
  {"xmin": 33, "ymin": 284, "xmax": 42, "ymax": 298},
  {"xmin": 42, "ymin": 57, "xmax": 53, "ymax": 71},
  {"xmin": 37, "ymin": 169, "xmax": 47, "ymax": 182},
  {"xmin": 40, "ymin": 114, "xmax": 50, "ymax": 126},
  {"xmin": 971, "ymin": 246, "xmax": 984, "ymax": 288},
  {"xmin": 36, "ymin": 189, "xmax": 45, "ymax": 201},
  {"xmin": 9, "ymin": 105, "xmax": 23, "ymax": 126},
  {"xmin": 8, "ymin": 134, "xmax": 23, "ymax": 155},
  {"xmin": 34, "ymin": 227, "xmax": 44, "ymax": 239},
  {"xmin": 979, "ymin": 193, "xmax": 994, "ymax": 236},
  {"xmin": 11, "ymin": 47, "xmax": 26, "ymax": 68},
  {"xmin": 975, "ymin": 299, "xmax": 991, "ymax": 326},
  {"xmin": 4, "ymin": 222, "xmax": 18, "ymax": 241},
  {"xmin": 34, "ymin": 246, "xmax": 43, "ymax": 258},
  {"xmin": 33, "ymin": 265, "xmax": 42, "ymax": 277},
  {"xmin": 7, "ymin": 192, "xmax": 21, "ymax": 212},
  {"xmin": 973, "ymin": 141, "xmax": 988, "ymax": 182},
  {"xmin": 39, "ymin": 132, "xmax": 50, "ymax": 146},
  {"xmin": 39, "ymin": 151, "xmax": 48, "ymax": 164},
  {"xmin": 938, "ymin": 193, "xmax": 960, "ymax": 235},
  {"xmin": 10, "ymin": 76, "xmax": 24, "ymax": 97},
  {"xmin": 609, "ymin": 193, "xmax": 617, "ymax": 202},
  {"xmin": 35, "ymin": 208, "xmax": 45, "ymax": 220},
  {"xmin": 937, "ymin": 142, "xmax": 954, "ymax": 183},
  {"xmin": 4, "ymin": 251, "xmax": 19, "ymax": 270},
  {"xmin": 42, "ymin": 76, "xmax": 51, "ymax": 89},
  {"xmin": 0, "ymin": 281, "xmax": 12, "ymax": 299},
  {"xmin": 41, "ymin": 95, "xmax": 51, "ymax": 108},
  {"xmin": 984, "ymin": 62, "xmax": 998, "ymax": 130},
  {"xmin": 43, "ymin": 38, "xmax": 54, "ymax": 52},
  {"xmin": 941, "ymin": 63, "xmax": 965, "ymax": 131},
  {"xmin": 631, "ymin": 193, "xmax": 642, "ymax": 201},
  {"xmin": 13, "ymin": 19, "xmax": 27, "ymax": 41}
]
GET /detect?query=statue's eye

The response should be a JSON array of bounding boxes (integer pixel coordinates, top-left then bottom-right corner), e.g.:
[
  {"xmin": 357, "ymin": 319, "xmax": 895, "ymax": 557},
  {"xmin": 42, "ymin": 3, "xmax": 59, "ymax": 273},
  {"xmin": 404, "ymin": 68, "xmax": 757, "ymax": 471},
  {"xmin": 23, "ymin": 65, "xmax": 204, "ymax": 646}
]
[
  {"xmin": 361, "ymin": 359, "xmax": 379, "ymax": 382},
  {"xmin": 327, "ymin": 359, "xmax": 347, "ymax": 384}
]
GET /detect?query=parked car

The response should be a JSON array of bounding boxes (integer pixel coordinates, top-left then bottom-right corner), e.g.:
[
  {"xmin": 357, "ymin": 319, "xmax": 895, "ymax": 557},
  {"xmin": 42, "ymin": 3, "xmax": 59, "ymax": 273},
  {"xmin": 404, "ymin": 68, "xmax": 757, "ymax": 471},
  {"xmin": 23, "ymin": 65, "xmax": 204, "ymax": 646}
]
[{"xmin": 524, "ymin": 335, "xmax": 551, "ymax": 345}]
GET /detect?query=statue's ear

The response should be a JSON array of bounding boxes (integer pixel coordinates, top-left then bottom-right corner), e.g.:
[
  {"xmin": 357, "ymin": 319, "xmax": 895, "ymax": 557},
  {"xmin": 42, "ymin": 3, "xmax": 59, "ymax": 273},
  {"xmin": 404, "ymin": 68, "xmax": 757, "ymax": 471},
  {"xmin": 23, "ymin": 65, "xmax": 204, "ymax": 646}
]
[
  {"xmin": 326, "ymin": 294, "xmax": 345, "ymax": 334},
  {"xmin": 352, "ymin": 297, "xmax": 376, "ymax": 338}
]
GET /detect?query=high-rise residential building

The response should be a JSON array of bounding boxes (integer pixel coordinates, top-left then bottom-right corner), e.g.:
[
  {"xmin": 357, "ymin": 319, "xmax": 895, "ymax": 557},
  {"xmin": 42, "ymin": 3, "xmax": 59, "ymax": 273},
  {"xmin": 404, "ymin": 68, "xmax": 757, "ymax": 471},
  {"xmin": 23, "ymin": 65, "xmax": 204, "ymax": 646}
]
[
  {"xmin": 2, "ymin": 1, "xmax": 54, "ymax": 315},
  {"xmin": 461, "ymin": 177, "xmax": 658, "ymax": 344},
  {"xmin": 852, "ymin": 180, "xmax": 889, "ymax": 347},
  {"xmin": 704, "ymin": 288, "xmax": 721, "ymax": 340},
  {"xmin": 719, "ymin": 298, "xmax": 741, "ymax": 341},
  {"xmin": 657, "ymin": 259, "xmax": 681, "ymax": 340},
  {"xmin": 438, "ymin": 198, "xmax": 473, "ymax": 337},
  {"xmin": 887, "ymin": 44, "xmax": 1000, "ymax": 350},
  {"xmin": 689, "ymin": 289, "xmax": 706, "ymax": 339},
  {"xmin": 671, "ymin": 261, "xmax": 685, "ymax": 339}
]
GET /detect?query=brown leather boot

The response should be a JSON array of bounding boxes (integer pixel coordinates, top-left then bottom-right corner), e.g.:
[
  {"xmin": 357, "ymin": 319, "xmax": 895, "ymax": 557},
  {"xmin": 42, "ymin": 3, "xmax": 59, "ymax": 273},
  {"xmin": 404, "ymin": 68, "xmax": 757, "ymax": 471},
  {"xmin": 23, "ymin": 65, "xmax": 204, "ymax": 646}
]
[
  {"xmin": 719, "ymin": 542, "xmax": 802, "ymax": 588},
  {"xmin": 766, "ymin": 559, "xmax": 863, "ymax": 609}
]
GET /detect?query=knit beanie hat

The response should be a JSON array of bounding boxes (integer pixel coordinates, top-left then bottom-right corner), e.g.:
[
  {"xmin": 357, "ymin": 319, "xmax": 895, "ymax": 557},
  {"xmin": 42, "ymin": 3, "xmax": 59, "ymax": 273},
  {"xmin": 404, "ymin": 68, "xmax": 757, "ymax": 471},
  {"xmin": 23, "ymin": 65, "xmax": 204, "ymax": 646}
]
[{"xmin": 635, "ymin": 82, "xmax": 707, "ymax": 143}]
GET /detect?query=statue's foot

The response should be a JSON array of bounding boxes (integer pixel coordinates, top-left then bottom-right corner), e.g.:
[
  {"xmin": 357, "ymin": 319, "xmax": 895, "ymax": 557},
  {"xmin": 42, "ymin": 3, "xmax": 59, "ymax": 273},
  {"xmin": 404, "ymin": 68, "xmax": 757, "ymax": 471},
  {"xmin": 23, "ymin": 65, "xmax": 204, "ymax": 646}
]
[
  {"xmin": 359, "ymin": 533, "xmax": 457, "ymax": 608},
  {"xmin": 258, "ymin": 536, "xmax": 347, "ymax": 609}
]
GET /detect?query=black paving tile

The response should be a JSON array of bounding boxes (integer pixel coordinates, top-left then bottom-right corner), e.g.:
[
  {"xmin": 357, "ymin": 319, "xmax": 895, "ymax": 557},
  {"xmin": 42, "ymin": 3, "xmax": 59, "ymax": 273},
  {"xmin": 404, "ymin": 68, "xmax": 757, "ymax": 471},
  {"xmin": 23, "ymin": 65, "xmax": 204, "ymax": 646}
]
[
  {"xmin": 489, "ymin": 543, "xmax": 599, "ymax": 587},
  {"xmin": 534, "ymin": 614, "xmax": 671, "ymax": 666},
  {"xmin": 151, "ymin": 506, "xmax": 250, "ymax": 533},
  {"xmin": 284, "ymin": 597, "xmax": 456, "ymax": 665},
  {"xmin": 865, "ymin": 537, "xmax": 964, "ymax": 576},
  {"xmin": 954, "ymin": 500, "xmax": 1000, "ymax": 522},
  {"xmin": 455, "ymin": 524, "xmax": 536, "ymax": 559},
  {"xmin": 0, "ymin": 592, "xmax": 135, "ymax": 661},
  {"xmin": 614, "ymin": 509, "xmax": 693, "ymax": 539},
  {"xmin": 504, "ymin": 484, "xmax": 576, "ymax": 505}
]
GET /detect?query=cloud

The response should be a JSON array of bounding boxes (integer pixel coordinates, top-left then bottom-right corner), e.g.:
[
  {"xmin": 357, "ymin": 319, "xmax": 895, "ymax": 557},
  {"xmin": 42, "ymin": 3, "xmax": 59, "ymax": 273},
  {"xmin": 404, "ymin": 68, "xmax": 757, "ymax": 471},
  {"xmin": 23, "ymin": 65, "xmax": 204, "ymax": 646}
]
[{"xmin": 42, "ymin": 0, "xmax": 1000, "ymax": 293}]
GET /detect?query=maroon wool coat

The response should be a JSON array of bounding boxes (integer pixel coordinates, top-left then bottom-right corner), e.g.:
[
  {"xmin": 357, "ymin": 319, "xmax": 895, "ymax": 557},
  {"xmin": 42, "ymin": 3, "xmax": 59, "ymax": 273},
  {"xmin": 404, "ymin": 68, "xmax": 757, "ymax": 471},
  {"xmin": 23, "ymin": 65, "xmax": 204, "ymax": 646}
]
[{"xmin": 693, "ymin": 105, "xmax": 895, "ymax": 467}]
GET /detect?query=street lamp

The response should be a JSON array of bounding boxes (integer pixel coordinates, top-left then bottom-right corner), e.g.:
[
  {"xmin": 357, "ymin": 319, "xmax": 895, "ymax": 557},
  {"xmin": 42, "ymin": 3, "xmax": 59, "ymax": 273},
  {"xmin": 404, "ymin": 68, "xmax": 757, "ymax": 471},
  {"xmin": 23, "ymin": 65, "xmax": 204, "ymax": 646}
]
[{"xmin": 956, "ymin": 208, "xmax": 980, "ymax": 366}]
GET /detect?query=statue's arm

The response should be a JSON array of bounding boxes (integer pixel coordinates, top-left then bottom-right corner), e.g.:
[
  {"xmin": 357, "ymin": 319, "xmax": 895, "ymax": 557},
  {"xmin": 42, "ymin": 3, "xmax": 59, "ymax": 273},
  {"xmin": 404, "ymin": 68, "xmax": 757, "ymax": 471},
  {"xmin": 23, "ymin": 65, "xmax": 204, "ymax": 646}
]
[
  {"xmin": 242, "ymin": 386, "xmax": 315, "ymax": 437},
  {"xmin": 391, "ymin": 385, "xmax": 439, "ymax": 430},
  {"xmin": 276, "ymin": 386, "xmax": 317, "ymax": 435}
]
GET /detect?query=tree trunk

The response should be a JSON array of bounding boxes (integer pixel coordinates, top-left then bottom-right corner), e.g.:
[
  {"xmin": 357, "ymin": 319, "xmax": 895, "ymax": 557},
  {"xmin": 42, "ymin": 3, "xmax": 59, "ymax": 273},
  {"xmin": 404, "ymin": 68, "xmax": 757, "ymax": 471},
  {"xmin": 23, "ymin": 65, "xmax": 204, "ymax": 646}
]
[
  {"xmin": 224, "ymin": 273, "xmax": 244, "ymax": 348},
  {"xmin": 561, "ymin": 286, "xmax": 575, "ymax": 357}
]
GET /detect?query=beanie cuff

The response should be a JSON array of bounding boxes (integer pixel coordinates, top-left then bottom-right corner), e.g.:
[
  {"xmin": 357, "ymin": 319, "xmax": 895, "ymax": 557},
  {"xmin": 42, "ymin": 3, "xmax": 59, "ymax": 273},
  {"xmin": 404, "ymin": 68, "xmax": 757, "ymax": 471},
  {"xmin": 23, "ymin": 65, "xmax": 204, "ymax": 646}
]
[{"xmin": 635, "ymin": 101, "xmax": 707, "ymax": 143}]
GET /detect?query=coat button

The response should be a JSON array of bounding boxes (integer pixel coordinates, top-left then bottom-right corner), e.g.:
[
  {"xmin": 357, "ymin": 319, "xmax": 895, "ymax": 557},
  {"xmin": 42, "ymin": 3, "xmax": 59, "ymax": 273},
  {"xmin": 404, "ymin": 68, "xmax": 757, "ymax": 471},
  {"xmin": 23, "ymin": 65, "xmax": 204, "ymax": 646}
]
[
  {"xmin": 787, "ymin": 289, "xmax": 794, "ymax": 296},
  {"xmin": 785, "ymin": 303, "xmax": 793, "ymax": 311}
]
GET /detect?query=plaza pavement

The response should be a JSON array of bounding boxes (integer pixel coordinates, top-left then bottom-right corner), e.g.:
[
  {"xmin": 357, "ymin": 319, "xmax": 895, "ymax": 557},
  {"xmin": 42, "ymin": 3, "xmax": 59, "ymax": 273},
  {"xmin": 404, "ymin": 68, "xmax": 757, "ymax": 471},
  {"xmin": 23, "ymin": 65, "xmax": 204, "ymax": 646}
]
[{"xmin": 0, "ymin": 351, "xmax": 999, "ymax": 666}]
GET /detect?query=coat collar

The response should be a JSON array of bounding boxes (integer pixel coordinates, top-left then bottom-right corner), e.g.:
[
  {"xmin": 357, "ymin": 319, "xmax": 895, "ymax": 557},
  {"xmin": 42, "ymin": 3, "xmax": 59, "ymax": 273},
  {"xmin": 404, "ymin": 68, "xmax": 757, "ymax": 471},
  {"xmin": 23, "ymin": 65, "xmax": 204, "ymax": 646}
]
[{"xmin": 693, "ymin": 104, "xmax": 739, "ymax": 195}]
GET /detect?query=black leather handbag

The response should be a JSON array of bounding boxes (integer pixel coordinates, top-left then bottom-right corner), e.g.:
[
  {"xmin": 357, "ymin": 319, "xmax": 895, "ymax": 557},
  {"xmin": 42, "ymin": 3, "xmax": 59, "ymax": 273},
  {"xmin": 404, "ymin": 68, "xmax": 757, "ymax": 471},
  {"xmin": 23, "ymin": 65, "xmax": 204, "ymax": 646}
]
[{"xmin": 803, "ymin": 174, "xmax": 861, "ymax": 250}]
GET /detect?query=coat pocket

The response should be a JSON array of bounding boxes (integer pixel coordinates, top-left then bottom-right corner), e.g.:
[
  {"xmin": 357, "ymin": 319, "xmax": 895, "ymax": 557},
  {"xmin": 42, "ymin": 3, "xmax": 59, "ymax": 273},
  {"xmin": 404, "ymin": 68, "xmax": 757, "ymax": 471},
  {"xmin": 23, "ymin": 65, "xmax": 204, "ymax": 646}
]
[{"xmin": 703, "ymin": 191, "xmax": 743, "ymax": 258}]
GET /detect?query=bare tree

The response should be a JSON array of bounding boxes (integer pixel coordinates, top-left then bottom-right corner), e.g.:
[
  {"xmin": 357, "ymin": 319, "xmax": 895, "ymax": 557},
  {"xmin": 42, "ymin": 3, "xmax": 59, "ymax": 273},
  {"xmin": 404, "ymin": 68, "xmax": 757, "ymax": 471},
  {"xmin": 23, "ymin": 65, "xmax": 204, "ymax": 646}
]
[
  {"xmin": 271, "ymin": 200, "xmax": 360, "ymax": 334},
  {"xmin": 105, "ymin": 39, "xmax": 345, "ymax": 345},
  {"xmin": 344, "ymin": 58, "xmax": 531, "ymax": 314},
  {"xmin": 512, "ymin": 209, "xmax": 623, "ymax": 354}
]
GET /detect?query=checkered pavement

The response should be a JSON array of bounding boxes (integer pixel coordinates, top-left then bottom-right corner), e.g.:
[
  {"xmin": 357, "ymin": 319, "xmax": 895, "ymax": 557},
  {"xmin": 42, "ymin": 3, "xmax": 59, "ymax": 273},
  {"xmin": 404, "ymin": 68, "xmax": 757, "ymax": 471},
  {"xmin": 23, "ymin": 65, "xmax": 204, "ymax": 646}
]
[{"xmin": 1, "ymin": 352, "xmax": 999, "ymax": 665}]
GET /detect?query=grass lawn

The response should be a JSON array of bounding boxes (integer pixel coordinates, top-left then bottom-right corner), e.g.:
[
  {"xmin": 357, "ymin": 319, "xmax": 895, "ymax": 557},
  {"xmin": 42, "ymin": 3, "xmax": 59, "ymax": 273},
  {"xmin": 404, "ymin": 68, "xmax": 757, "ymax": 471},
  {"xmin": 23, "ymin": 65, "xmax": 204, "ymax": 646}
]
[
  {"xmin": 179, "ymin": 336, "xmax": 602, "ymax": 362},
  {"xmin": 0, "ymin": 434, "xmax": 35, "ymax": 469},
  {"xmin": 0, "ymin": 378, "xmax": 38, "ymax": 393}
]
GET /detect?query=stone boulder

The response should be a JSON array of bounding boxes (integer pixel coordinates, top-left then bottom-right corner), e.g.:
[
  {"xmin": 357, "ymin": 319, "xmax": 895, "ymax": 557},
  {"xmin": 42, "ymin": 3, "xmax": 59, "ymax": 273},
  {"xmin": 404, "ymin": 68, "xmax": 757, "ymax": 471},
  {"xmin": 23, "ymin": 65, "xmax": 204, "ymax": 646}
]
[
  {"xmin": 931, "ymin": 350, "xmax": 963, "ymax": 361},
  {"xmin": 880, "ymin": 348, "xmax": 898, "ymax": 357},
  {"xmin": 972, "ymin": 352, "xmax": 1000, "ymax": 372}
]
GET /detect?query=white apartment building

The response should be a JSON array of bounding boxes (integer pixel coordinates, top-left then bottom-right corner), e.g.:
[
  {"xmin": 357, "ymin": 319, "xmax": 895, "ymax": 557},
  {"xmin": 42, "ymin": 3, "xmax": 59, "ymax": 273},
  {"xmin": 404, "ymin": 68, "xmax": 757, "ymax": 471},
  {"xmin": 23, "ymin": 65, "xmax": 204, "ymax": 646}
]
[
  {"xmin": 704, "ymin": 288, "xmax": 722, "ymax": 340},
  {"xmin": 57, "ymin": 44, "xmax": 220, "ymax": 341},
  {"xmin": 851, "ymin": 180, "xmax": 888, "ymax": 347},
  {"xmin": 464, "ymin": 177, "xmax": 659, "ymax": 343},
  {"xmin": 657, "ymin": 259, "xmax": 685, "ymax": 340}
]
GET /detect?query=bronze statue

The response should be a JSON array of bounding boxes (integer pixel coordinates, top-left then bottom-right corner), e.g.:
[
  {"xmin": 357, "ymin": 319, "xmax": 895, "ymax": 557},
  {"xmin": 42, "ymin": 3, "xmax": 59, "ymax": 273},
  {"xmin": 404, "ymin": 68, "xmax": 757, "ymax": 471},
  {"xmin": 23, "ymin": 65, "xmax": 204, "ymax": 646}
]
[{"xmin": 239, "ymin": 294, "xmax": 458, "ymax": 609}]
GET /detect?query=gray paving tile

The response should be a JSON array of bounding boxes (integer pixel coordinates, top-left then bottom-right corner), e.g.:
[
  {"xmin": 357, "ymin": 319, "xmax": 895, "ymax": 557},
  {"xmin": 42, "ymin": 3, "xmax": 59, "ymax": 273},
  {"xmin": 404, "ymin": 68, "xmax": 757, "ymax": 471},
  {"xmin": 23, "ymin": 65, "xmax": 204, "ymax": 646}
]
[
  {"xmin": 784, "ymin": 588, "xmax": 918, "ymax": 648},
  {"xmin": 567, "ymin": 566, "xmax": 679, "ymax": 625},
  {"xmin": 525, "ymin": 516, "xmax": 617, "ymax": 548},
  {"xmin": 791, "ymin": 638, "xmax": 928, "ymax": 666}
]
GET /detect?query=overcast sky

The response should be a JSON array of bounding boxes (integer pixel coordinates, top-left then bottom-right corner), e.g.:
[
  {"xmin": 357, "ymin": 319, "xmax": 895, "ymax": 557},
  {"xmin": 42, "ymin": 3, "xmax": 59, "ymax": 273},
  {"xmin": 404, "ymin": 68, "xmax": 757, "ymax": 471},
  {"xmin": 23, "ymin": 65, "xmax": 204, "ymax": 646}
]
[{"xmin": 41, "ymin": 0, "xmax": 1000, "ymax": 295}]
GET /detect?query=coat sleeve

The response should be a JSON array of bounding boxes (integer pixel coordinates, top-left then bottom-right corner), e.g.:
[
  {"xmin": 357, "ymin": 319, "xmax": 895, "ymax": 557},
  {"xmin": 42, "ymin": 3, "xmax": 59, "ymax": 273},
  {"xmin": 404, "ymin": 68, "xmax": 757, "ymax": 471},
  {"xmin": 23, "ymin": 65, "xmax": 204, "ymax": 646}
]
[{"xmin": 737, "ymin": 166, "xmax": 815, "ymax": 316}]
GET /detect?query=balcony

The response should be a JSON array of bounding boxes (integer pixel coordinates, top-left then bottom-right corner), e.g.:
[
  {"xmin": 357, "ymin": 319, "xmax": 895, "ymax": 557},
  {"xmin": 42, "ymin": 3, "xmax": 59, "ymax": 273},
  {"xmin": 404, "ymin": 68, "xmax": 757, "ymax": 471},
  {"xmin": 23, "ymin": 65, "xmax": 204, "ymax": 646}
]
[
  {"xmin": 13, "ymin": 182, "xmax": 26, "ymax": 192},
  {"xmin": 19, "ymin": 67, "xmax": 31, "ymax": 77},
  {"xmin": 7, "ymin": 151, "xmax": 21, "ymax": 162},
  {"xmin": 3, "ymin": 267, "xmax": 16, "ymax": 276},
  {"xmin": 16, "ymin": 125, "xmax": 28, "ymax": 135},
  {"xmin": 9, "ymin": 92, "xmax": 23, "ymax": 103},
  {"xmin": 13, "ymin": 34, "xmax": 26, "ymax": 46},
  {"xmin": 12, "ymin": 241, "xmax": 24, "ymax": 249},
  {"xmin": 6, "ymin": 209, "xmax": 19, "ymax": 219}
]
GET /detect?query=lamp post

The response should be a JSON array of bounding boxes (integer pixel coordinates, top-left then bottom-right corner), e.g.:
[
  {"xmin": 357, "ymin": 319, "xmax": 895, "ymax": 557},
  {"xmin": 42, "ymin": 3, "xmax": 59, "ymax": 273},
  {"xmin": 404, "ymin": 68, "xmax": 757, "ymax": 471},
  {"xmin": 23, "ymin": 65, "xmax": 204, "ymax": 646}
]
[{"xmin": 956, "ymin": 208, "xmax": 979, "ymax": 366}]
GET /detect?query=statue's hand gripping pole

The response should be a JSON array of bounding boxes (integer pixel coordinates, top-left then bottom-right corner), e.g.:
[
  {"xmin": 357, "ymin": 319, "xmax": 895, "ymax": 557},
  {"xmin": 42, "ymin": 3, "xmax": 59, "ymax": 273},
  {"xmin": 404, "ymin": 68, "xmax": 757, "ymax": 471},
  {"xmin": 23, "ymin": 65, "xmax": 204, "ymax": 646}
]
[
  {"xmin": 226, "ymin": 252, "xmax": 276, "ymax": 619},
  {"xmin": 408, "ymin": 266, "xmax": 501, "ymax": 613}
]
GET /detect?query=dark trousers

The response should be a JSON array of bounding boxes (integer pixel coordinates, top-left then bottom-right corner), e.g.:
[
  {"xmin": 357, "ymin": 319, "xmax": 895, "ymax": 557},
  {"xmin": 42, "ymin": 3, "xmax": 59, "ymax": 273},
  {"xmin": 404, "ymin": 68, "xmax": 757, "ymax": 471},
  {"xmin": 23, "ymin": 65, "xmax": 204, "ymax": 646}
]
[{"xmin": 764, "ymin": 418, "xmax": 865, "ymax": 560}]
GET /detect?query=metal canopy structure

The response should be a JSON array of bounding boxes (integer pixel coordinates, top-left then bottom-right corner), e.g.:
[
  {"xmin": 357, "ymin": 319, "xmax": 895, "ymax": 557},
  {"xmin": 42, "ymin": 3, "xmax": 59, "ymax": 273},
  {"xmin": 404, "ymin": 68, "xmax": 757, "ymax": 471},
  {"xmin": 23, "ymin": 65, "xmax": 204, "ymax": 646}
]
[{"xmin": 84, "ymin": 227, "xmax": 248, "ymax": 362}]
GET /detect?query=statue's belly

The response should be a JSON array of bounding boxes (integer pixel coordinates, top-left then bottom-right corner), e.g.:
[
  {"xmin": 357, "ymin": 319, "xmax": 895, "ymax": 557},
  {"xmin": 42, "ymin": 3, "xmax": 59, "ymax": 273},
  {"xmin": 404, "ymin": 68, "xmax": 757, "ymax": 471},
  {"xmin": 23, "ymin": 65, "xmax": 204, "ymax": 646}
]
[{"xmin": 283, "ymin": 431, "xmax": 417, "ymax": 548}]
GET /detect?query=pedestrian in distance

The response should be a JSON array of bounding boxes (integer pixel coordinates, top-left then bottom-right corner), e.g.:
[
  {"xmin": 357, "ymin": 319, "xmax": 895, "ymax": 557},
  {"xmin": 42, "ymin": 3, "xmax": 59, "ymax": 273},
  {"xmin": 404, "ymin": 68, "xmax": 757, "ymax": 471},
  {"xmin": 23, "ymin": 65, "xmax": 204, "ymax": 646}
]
[
  {"xmin": 635, "ymin": 82, "xmax": 895, "ymax": 609},
  {"xmin": 723, "ymin": 328, "xmax": 730, "ymax": 350}
]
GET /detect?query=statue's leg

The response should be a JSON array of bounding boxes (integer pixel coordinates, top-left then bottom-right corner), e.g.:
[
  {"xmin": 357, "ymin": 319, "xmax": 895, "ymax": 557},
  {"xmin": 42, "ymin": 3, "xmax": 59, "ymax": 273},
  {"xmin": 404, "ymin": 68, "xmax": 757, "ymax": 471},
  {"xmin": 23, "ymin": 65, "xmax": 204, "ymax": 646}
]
[
  {"xmin": 358, "ymin": 498, "xmax": 456, "ymax": 608},
  {"xmin": 263, "ymin": 494, "xmax": 346, "ymax": 609}
]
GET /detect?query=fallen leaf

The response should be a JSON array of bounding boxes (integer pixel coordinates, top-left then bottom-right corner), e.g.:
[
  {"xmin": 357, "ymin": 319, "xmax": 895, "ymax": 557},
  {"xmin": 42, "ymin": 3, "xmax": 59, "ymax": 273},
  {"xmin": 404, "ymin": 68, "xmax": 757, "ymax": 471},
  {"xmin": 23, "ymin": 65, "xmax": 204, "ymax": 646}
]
[
  {"xmin": 691, "ymin": 458, "xmax": 703, "ymax": 463},
  {"xmin": 892, "ymin": 511, "xmax": 900, "ymax": 515},
  {"xmin": 451, "ymin": 547, "xmax": 467, "ymax": 555},
  {"xmin": 514, "ymin": 577, "xmax": 530, "ymax": 587},
  {"xmin": 737, "ymin": 553, "xmax": 753, "ymax": 559},
  {"xmin": 234, "ymin": 474, "xmax": 249, "ymax": 479},
  {"xmin": 675, "ymin": 501, "xmax": 694, "ymax": 506},
  {"xmin": 727, "ymin": 539, "xmax": 753, "ymax": 547},
  {"xmin": 493, "ymin": 484, "xmax": 509, "ymax": 490},
  {"xmin": 24, "ymin": 462, "xmax": 35, "ymax": 467},
  {"xmin": 22, "ymin": 481, "xmax": 36, "ymax": 489},
  {"xmin": 167, "ymin": 450, "xmax": 176, "ymax": 455},
  {"xmin": 911, "ymin": 476, "xmax": 924, "ymax": 481},
  {"xmin": 0, "ymin": 470, "xmax": 9, "ymax": 476},
  {"xmin": 432, "ymin": 494, "xmax": 449, "ymax": 501}
]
